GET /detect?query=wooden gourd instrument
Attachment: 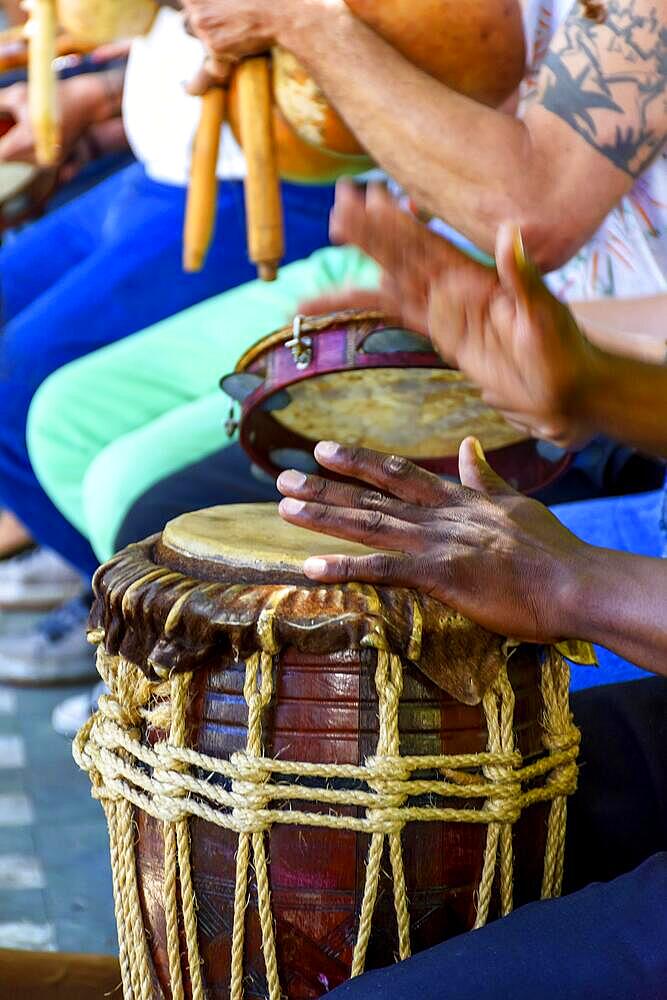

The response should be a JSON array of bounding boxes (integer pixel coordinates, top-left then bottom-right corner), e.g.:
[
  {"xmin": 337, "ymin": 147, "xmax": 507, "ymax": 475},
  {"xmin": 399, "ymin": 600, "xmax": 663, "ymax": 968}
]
[
  {"xmin": 184, "ymin": 54, "xmax": 284, "ymax": 282},
  {"xmin": 26, "ymin": 0, "xmax": 156, "ymax": 168},
  {"xmin": 275, "ymin": 0, "xmax": 526, "ymax": 156},
  {"xmin": 184, "ymin": 0, "xmax": 525, "ymax": 279}
]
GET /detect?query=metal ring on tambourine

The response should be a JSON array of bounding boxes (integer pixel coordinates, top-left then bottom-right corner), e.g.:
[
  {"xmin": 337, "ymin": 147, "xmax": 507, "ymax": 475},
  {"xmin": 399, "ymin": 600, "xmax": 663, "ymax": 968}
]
[{"xmin": 221, "ymin": 310, "xmax": 571, "ymax": 494}]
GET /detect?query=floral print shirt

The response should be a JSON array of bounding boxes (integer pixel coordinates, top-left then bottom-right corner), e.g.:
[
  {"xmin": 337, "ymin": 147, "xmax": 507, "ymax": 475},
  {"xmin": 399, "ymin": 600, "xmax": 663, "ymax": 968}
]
[{"xmin": 522, "ymin": 0, "xmax": 667, "ymax": 300}]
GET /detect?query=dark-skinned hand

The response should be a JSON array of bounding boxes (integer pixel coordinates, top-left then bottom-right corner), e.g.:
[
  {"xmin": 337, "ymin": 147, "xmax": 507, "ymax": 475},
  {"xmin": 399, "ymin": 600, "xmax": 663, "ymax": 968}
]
[
  {"xmin": 277, "ymin": 439, "xmax": 593, "ymax": 644},
  {"xmin": 0, "ymin": 73, "xmax": 117, "ymax": 166}
]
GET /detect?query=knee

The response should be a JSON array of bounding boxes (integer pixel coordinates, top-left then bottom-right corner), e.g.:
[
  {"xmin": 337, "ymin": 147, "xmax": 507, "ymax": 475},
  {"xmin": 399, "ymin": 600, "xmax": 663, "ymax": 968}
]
[
  {"xmin": 26, "ymin": 368, "xmax": 75, "ymax": 484},
  {"xmin": 82, "ymin": 442, "xmax": 140, "ymax": 564}
]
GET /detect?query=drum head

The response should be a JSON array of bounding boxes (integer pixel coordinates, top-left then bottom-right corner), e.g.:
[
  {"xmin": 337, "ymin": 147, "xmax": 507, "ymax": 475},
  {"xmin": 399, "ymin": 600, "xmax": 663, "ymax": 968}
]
[
  {"xmin": 160, "ymin": 503, "xmax": 386, "ymax": 583},
  {"xmin": 266, "ymin": 367, "xmax": 527, "ymax": 460},
  {"xmin": 0, "ymin": 162, "xmax": 37, "ymax": 203}
]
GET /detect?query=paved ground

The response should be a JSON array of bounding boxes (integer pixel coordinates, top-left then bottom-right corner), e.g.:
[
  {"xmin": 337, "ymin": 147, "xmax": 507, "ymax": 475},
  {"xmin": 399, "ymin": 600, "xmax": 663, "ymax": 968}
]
[{"xmin": 0, "ymin": 611, "xmax": 117, "ymax": 956}]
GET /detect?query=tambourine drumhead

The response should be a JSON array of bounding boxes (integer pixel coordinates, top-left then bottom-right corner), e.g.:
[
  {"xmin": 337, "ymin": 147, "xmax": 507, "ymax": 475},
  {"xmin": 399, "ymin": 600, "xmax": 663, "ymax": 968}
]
[
  {"xmin": 225, "ymin": 310, "xmax": 570, "ymax": 494},
  {"xmin": 270, "ymin": 367, "xmax": 527, "ymax": 459},
  {"xmin": 162, "ymin": 503, "xmax": 382, "ymax": 578},
  {"xmin": 0, "ymin": 162, "xmax": 37, "ymax": 202}
]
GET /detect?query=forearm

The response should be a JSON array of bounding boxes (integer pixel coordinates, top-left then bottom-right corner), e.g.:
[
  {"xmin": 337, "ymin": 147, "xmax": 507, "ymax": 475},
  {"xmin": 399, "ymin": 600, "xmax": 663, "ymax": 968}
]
[
  {"xmin": 86, "ymin": 117, "xmax": 128, "ymax": 156},
  {"xmin": 277, "ymin": 2, "xmax": 537, "ymax": 257},
  {"xmin": 572, "ymin": 296, "xmax": 667, "ymax": 364},
  {"xmin": 566, "ymin": 548, "xmax": 667, "ymax": 675},
  {"xmin": 88, "ymin": 65, "xmax": 126, "ymax": 122},
  {"xmin": 582, "ymin": 350, "xmax": 667, "ymax": 458}
]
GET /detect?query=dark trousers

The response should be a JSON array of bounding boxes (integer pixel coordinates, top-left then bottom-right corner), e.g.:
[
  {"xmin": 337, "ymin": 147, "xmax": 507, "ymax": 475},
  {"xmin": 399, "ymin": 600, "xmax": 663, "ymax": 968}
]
[{"xmin": 330, "ymin": 678, "xmax": 667, "ymax": 1000}]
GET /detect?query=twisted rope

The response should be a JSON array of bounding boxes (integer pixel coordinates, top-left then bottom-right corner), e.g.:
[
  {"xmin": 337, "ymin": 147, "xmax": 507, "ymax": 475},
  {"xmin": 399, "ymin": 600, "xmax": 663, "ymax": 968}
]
[
  {"xmin": 541, "ymin": 650, "xmax": 579, "ymax": 899},
  {"xmin": 74, "ymin": 636, "xmax": 580, "ymax": 1000}
]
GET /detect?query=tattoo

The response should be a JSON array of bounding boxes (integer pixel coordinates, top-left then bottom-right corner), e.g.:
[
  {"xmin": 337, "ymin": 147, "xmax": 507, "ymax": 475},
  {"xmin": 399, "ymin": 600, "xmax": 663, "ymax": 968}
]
[{"xmin": 540, "ymin": 0, "xmax": 667, "ymax": 176}]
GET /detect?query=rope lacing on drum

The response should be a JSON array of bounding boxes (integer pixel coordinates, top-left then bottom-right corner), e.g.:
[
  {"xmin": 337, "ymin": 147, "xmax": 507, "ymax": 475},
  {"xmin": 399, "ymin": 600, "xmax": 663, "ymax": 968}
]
[{"xmin": 74, "ymin": 597, "xmax": 580, "ymax": 1000}]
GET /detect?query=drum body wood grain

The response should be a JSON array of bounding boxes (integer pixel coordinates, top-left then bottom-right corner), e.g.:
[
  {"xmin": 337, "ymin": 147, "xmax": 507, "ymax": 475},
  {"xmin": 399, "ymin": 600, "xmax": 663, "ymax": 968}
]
[
  {"xmin": 77, "ymin": 505, "xmax": 584, "ymax": 1000},
  {"xmin": 138, "ymin": 648, "xmax": 548, "ymax": 998}
]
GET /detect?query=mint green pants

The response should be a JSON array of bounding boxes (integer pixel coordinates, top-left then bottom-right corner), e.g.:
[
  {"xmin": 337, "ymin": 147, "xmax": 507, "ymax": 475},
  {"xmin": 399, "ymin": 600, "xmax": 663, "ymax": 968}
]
[{"xmin": 27, "ymin": 246, "xmax": 379, "ymax": 565}]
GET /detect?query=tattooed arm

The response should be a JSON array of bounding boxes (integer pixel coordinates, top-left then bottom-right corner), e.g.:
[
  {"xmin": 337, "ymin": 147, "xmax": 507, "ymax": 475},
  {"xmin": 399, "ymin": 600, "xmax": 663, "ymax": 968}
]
[
  {"xmin": 525, "ymin": 0, "xmax": 667, "ymax": 265},
  {"xmin": 184, "ymin": 0, "xmax": 666, "ymax": 270}
]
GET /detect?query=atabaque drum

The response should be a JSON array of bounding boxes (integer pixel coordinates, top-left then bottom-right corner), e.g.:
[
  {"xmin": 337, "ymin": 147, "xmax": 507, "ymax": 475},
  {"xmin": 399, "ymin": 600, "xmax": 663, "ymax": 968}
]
[
  {"xmin": 221, "ymin": 311, "xmax": 571, "ymax": 495},
  {"xmin": 76, "ymin": 504, "xmax": 587, "ymax": 999}
]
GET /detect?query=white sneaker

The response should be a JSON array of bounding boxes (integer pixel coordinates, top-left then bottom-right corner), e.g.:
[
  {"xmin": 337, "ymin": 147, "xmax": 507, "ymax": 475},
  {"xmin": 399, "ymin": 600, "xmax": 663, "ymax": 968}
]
[
  {"xmin": 52, "ymin": 681, "xmax": 106, "ymax": 739},
  {"xmin": 0, "ymin": 596, "xmax": 98, "ymax": 685},
  {"xmin": 0, "ymin": 548, "xmax": 83, "ymax": 611}
]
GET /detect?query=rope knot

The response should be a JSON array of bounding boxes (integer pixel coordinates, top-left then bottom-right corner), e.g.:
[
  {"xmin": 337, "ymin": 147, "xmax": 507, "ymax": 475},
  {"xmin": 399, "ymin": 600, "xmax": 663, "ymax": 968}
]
[
  {"xmin": 97, "ymin": 692, "xmax": 142, "ymax": 740},
  {"xmin": 365, "ymin": 755, "xmax": 411, "ymax": 825},
  {"xmin": 542, "ymin": 725, "xmax": 581, "ymax": 755},
  {"xmin": 230, "ymin": 751, "xmax": 273, "ymax": 832}
]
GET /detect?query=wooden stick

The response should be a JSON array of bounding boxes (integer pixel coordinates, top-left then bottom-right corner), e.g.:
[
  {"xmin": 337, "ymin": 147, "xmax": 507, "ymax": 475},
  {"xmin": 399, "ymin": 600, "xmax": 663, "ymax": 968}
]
[
  {"xmin": 183, "ymin": 87, "xmax": 226, "ymax": 273},
  {"xmin": 236, "ymin": 56, "xmax": 284, "ymax": 281},
  {"xmin": 27, "ymin": 0, "xmax": 60, "ymax": 167}
]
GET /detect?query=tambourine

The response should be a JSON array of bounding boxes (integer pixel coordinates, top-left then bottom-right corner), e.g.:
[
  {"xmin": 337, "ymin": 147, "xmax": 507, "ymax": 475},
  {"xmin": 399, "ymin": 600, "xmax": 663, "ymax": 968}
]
[{"xmin": 221, "ymin": 310, "xmax": 570, "ymax": 493}]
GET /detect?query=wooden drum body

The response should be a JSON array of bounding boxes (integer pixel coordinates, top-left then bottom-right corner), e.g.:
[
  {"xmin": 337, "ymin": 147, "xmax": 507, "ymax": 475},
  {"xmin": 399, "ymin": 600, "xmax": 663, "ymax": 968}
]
[
  {"xmin": 221, "ymin": 311, "xmax": 571, "ymax": 495},
  {"xmin": 77, "ymin": 505, "xmax": 586, "ymax": 1000}
]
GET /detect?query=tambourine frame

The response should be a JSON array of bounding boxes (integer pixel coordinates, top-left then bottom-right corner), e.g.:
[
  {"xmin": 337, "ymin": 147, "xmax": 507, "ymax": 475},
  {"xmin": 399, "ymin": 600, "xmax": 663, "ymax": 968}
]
[{"xmin": 222, "ymin": 311, "xmax": 571, "ymax": 495}]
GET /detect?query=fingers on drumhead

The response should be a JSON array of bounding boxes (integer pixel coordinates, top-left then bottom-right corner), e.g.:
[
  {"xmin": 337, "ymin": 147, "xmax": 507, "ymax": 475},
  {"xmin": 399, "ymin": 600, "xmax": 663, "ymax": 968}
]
[
  {"xmin": 312, "ymin": 442, "xmax": 449, "ymax": 505},
  {"xmin": 303, "ymin": 552, "xmax": 408, "ymax": 584},
  {"xmin": 279, "ymin": 498, "xmax": 425, "ymax": 551}
]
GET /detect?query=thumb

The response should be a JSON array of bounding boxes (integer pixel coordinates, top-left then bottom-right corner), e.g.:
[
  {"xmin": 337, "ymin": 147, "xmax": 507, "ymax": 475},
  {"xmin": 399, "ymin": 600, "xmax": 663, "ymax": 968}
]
[
  {"xmin": 458, "ymin": 437, "xmax": 513, "ymax": 496},
  {"xmin": 495, "ymin": 221, "xmax": 545, "ymax": 306},
  {"xmin": 186, "ymin": 57, "xmax": 232, "ymax": 97}
]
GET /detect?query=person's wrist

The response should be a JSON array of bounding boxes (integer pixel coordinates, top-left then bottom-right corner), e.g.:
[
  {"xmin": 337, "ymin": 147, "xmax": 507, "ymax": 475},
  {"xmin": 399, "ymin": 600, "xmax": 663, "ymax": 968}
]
[
  {"xmin": 552, "ymin": 541, "xmax": 607, "ymax": 644},
  {"xmin": 571, "ymin": 339, "xmax": 618, "ymax": 439}
]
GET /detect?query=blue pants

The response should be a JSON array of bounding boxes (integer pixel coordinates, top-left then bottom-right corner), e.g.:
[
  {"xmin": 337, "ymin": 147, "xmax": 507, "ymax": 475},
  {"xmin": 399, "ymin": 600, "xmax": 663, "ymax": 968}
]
[
  {"xmin": 0, "ymin": 162, "xmax": 334, "ymax": 574},
  {"xmin": 553, "ymin": 486, "xmax": 666, "ymax": 689}
]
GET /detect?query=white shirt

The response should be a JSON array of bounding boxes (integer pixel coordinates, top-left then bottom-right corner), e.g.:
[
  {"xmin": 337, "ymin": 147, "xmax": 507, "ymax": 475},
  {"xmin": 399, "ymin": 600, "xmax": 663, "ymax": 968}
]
[
  {"xmin": 122, "ymin": 7, "xmax": 246, "ymax": 187},
  {"xmin": 521, "ymin": 0, "xmax": 667, "ymax": 299}
]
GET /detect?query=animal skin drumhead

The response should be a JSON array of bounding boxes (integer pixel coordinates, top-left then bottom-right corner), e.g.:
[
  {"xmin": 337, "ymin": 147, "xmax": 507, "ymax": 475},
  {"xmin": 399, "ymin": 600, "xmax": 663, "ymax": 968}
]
[
  {"xmin": 0, "ymin": 162, "xmax": 37, "ymax": 201},
  {"xmin": 268, "ymin": 368, "xmax": 527, "ymax": 458},
  {"xmin": 162, "ymin": 503, "xmax": 387, "ymax": 574}
]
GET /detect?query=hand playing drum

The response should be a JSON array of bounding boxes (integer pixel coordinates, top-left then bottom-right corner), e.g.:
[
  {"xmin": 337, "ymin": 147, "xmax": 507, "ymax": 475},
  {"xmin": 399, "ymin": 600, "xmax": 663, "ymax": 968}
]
[
  {"xmin": 277, "ymin": 437, "xmax": 591, "ymax": 645},
  {"xmin": 312, "ymin": 184, "xmax": 605, "ymax": 449}
]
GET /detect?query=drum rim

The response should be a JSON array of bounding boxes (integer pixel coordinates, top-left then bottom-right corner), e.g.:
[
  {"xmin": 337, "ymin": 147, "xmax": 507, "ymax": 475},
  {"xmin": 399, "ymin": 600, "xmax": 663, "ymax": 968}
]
[{"xmin": 233, "ymin": 309, "xmax": 393, "ymax": 372}]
